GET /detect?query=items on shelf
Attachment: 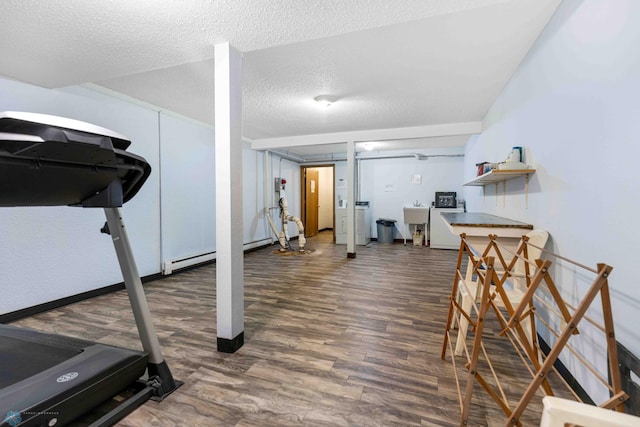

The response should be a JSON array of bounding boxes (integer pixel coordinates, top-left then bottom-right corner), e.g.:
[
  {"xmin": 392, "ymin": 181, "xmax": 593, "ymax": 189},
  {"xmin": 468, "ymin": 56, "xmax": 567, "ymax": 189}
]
[{"xmin": 475, "ymin": 146, "xmax": 528, "ymax": 177}]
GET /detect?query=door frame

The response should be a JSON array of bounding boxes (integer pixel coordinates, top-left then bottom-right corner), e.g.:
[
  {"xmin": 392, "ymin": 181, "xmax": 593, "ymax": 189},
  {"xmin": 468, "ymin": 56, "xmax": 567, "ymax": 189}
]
[{"xmin": 300, "ymin": 164, "xmax": 336, "ymax": 242}]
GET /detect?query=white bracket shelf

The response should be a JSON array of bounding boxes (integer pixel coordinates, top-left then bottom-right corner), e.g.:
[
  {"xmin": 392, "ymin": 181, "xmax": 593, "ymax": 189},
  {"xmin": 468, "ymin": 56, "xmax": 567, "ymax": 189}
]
[
  {"xmin": 463, "ymin": 169, "xmax": 535, "ymax": 208},
  {"xmin": 463, "ymin": 169, "xmax": 535, "ymax": 186}
]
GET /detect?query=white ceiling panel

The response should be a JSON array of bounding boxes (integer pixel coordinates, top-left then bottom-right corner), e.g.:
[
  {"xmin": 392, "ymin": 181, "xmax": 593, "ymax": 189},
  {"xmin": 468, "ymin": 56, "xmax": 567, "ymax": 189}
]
[
  {"xmin": 0, "ymin": 0, "xmax": 561, "ymax": 155},
  {"xmin": 0, "ymin": 0, "xmax": 513, "ymax": 87}
]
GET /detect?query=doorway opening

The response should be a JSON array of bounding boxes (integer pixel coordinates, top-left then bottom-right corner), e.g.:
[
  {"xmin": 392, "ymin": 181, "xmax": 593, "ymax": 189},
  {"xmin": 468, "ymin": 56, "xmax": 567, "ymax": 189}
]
[{"xmin": 300, "ymin": 165, "xmax": 335, "ymax": 239}]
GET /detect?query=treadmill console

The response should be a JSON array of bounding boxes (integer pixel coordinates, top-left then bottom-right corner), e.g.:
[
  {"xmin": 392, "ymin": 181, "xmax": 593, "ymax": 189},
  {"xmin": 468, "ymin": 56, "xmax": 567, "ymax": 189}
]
[{"xmin": 0, "ymin": 111, "xmax": 151, "ymax": 208}]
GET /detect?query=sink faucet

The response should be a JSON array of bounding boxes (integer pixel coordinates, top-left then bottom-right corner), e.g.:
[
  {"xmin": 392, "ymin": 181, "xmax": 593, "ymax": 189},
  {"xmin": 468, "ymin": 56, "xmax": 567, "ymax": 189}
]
[{"xmin": 414, "ymin": 200, "xmax": 420, "ymax": 207}]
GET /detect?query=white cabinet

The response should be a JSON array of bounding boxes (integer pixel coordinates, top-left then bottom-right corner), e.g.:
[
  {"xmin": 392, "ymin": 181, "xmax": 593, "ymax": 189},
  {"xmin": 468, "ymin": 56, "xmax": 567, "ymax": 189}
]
[
  {"xmin": 335, "ymin": 207, "xmax": 371, "ymax": 245},
  {"xmin": 430, "ymin": 207, "xmax": 464, "ymax": 249}
]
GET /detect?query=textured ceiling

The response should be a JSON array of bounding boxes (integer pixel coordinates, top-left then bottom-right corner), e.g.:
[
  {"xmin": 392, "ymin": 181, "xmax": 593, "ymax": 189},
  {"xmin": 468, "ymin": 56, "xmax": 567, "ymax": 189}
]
[{"xmin": 0, "ymin": 0, "xmax": 561, "ymax": 154}]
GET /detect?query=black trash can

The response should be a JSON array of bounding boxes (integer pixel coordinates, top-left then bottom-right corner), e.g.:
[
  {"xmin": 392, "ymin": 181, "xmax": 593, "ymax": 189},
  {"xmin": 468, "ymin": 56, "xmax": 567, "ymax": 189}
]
[{"xmin": 376, "ymin": 218, "xmax": 396, "ymax": 244}]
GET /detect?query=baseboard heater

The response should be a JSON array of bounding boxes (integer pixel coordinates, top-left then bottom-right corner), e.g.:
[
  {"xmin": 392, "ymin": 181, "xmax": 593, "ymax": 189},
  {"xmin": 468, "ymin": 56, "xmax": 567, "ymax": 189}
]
[{"xmin": 161, "ymin": 238, "xmax": 273, "ymax": 275}]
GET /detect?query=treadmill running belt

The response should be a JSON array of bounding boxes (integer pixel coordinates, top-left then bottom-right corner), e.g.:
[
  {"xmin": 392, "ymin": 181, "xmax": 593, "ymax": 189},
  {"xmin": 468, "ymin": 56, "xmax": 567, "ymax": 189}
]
[{"xmin": 0, "ymin": 336, "xmax": 80, "ymax": 388}]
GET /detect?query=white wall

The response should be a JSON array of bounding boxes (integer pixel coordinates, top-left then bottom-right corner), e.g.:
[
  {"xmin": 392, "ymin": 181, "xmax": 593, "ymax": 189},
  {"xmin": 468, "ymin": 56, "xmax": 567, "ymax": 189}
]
[
  {"xmin": 243, "ymin": 145, "xmax": 272, "ymax": 244},
  {"xmin": 160, "ymin": 113, "xmax": 216, "ymax": 262},
  {"xmin": 359, "ymin": 148, "xmax": 465, "ymax": 239},
  {"xmin": 308, "ymin": 166, "xmax": 334, "ymax": 230},
  {"xmin": 463, "ymin": 1, "xmax": 640, "ymax": 403},
  {"xmin": 335, "ymin": 162, "xmax": 347, "ymax": 209},
  {"xmin": 318, "ymin": 167, "xmax": 334, "ymax": 230},
  {"xmin": 0, "ymin": 80, "xmax": 161, "ymax": 314},
  {"xmin": 0, "ymin": 77, "xmax": 282, "ymax": 315}
]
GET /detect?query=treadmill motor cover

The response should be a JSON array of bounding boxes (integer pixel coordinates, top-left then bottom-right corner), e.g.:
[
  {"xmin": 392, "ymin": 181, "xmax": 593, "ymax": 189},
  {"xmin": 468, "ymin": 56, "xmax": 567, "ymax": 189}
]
[{"xmin": 0, "ymin": 111, "xmax": 151, "ymax": 208}]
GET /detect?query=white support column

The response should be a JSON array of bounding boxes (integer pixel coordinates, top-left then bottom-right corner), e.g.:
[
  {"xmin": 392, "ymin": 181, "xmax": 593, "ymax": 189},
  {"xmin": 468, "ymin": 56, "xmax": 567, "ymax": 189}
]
[
  {"xmin": 215, "ymin": 42, "xmax": 244, "ymax": 352},
  {"xmin": 346, "ymin": 140, "xmax": 356, "ymax": 258}
]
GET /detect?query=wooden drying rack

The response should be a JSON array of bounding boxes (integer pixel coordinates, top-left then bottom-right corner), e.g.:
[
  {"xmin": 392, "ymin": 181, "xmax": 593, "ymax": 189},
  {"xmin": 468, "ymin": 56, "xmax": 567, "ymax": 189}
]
[{"xmin": 441, "ymin": 233, "xmax": 628, "ymax": 426}]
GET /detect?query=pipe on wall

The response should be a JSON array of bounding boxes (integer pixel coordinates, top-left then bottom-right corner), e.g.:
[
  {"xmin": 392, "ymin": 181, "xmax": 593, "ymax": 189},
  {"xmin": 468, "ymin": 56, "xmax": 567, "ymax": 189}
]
[
  {"xmin": 264, "ymin": 150, "xmax": 286, "ymax": 249},
  {"xmin": 262, "ymin": 149, "xmax": 307, "ymax": 251},
  {"xmin": 300, "ymin": 153, "xmax": 463, "ymax": 164}
]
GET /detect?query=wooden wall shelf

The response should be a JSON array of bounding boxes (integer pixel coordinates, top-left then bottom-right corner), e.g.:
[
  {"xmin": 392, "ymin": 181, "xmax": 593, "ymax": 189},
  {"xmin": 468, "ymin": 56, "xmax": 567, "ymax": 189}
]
[
  {"xmin": 463, "ymin": 169, "xmax": 536, "ymax": 208},
  {"xmin": 463, "ymin": 169, "xmax": 535, "ymax": 187}
]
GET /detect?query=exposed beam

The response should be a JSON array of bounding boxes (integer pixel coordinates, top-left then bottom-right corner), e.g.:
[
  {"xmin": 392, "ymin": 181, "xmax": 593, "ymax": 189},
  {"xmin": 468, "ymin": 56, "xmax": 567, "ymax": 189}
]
[{"xmin": 250, "ymin": 121, "xmax": 482, "ymax": 150}]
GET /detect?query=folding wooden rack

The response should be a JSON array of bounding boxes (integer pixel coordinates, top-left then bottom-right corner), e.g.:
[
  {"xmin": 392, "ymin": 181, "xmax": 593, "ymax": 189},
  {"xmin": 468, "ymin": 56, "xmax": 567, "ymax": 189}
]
[{"xmin": 441, "ymin": 233, "xmax": 628, "ymax": 426}]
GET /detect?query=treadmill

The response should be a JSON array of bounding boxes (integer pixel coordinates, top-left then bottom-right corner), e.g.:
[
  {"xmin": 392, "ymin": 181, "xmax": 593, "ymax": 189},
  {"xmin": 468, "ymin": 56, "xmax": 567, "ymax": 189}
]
[{"xmin": 0, "ymin": 112, "xmax": 181, "ymax": 427}]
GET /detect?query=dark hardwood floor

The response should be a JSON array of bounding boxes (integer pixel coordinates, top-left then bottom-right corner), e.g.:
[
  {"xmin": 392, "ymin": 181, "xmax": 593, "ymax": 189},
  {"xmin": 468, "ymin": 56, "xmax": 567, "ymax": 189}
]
[{"xmin": 12, "ymin": 231, "xmax": 557, "ymax": 426}]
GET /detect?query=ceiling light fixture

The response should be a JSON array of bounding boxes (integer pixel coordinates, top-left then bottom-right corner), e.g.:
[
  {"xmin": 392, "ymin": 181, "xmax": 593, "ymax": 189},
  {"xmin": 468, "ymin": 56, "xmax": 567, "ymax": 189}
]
[{"xmin": 314, "ymin": 95, "xmax": 336, "ymax": 107}]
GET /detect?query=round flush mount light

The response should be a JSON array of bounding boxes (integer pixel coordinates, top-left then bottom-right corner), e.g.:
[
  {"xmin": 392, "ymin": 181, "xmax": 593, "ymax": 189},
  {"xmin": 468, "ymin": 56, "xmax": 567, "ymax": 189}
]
[{"xmin": 314, "ymin": 95, "xmax": 336, "ymax": 107}]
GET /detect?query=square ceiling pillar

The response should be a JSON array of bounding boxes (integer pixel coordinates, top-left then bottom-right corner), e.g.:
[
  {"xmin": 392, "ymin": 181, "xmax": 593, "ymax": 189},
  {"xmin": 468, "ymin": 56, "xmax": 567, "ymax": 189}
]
[
  {"xmin": 214, "ymin": 42, "xmax": 244, "ymax": 353},
  {"xmin": 346, "ymin": 140, "xmax": 356, "ymax": 258}
]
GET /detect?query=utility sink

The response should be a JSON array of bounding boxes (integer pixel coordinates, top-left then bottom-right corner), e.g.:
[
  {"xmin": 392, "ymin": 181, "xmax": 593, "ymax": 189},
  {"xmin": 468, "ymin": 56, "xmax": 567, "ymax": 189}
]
[{"xmin": 403, "ymin": 206, "xmax": 429, "ymax": 224}]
